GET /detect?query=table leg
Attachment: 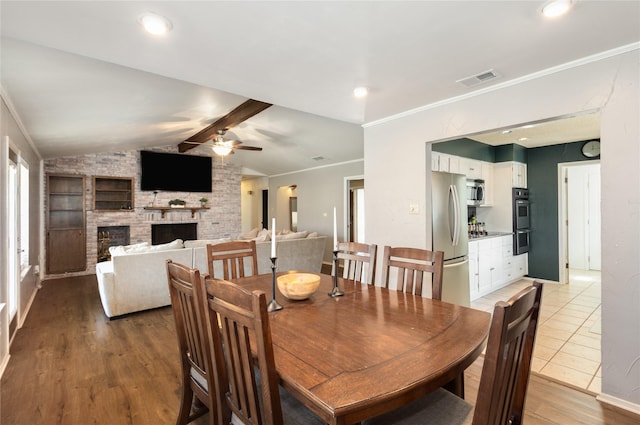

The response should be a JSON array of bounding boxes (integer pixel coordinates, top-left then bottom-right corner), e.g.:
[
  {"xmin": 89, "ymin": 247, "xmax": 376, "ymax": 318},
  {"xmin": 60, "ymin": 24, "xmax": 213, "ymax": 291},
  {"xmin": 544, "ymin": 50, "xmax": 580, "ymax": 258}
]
[{"xmin": 443, "ymin": 373, "xmax": 465, "ymax": 399}]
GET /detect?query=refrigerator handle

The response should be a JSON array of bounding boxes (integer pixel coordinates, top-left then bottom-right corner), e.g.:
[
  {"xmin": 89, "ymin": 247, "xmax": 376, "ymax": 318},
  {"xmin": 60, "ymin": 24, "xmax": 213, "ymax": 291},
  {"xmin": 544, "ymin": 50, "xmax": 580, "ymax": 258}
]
[
  {"xmin": 450, "ymin": 184, "xmax": 460, "ymax": 246},
  {"xmin": 443, "ymin": 258, "xmax": 469, "ymax": 268}
]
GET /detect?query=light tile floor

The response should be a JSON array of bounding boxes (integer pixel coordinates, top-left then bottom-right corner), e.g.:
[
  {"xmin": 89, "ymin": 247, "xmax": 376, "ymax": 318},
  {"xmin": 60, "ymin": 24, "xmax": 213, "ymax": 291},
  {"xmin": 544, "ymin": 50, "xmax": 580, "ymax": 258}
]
[{"xmin": 470, "ymin": 269, "xmax": 602, "ymax": 395}]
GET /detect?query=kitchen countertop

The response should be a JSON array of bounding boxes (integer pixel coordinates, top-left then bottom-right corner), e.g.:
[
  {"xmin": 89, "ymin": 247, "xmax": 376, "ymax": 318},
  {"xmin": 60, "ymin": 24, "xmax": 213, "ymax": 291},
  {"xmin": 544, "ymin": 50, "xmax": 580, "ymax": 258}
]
[{"xmin": 468, "ymin": 231, "xmax": 513, "ymax": 241}]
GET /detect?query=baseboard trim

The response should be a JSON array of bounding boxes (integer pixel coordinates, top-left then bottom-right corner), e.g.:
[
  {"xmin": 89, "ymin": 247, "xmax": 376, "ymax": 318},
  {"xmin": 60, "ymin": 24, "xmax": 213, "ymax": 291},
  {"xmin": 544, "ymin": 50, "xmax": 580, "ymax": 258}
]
[{"xmin": 597, "ymin": 392, "xmax": 640, "ymax": 415}]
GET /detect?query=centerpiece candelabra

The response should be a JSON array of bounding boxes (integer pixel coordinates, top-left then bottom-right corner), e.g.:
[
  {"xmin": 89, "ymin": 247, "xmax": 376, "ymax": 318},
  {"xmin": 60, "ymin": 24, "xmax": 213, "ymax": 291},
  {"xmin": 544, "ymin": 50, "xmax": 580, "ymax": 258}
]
[
  {"xmin": 267, "ymin": 256, "xmax": 283, "ymax": 312},
  {"xmin": 328, "ymin": 250, "xmax": 344, "ymax": 297}
]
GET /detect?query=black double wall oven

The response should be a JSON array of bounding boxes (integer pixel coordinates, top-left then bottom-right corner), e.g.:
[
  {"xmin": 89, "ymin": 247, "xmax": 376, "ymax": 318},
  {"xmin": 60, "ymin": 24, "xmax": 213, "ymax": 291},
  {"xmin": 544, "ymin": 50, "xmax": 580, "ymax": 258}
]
[{"xmin": 513, "ymin": 188, "xmax": 530, "ymax": 255}]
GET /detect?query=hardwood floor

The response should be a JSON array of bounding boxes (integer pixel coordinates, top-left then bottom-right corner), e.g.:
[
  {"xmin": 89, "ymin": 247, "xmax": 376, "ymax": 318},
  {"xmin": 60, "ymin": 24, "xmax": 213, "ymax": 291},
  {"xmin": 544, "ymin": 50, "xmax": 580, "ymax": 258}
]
[{"xmin": 2, "ymin": 275, "xmax": 638, "ymax": 425}]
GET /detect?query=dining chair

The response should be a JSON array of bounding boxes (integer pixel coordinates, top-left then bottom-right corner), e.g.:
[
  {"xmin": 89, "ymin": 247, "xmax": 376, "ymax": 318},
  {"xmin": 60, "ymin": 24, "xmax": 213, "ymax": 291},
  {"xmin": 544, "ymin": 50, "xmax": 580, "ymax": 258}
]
[
  {"xmin": 334, "ymin": 241, "xmax": 378, "ymax": 284},
  {"xmin": 206, "ymin": 240, "xmax": 258, "ymax": 280},
  {"xmin": 380, "ymin": 246, "xmax": 444, "ymax": 299},
  {"xmin": 201, "ymin": 277, "xmax": 325, "ymax": 425},
  {"xmin": 166, "ymin": 260, "xmax": 229, "ymax": 425},
  {"xmin": 363, "ymin": 280, "xmax": 543, "ymax": 425}
]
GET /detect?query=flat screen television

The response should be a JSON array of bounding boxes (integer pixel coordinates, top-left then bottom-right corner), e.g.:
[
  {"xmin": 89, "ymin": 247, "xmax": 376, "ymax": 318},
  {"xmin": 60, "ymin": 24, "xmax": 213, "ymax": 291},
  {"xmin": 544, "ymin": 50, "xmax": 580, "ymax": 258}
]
[{"xmin": 140, "ymin": 151, "xmax": 212, "ymax": 193}]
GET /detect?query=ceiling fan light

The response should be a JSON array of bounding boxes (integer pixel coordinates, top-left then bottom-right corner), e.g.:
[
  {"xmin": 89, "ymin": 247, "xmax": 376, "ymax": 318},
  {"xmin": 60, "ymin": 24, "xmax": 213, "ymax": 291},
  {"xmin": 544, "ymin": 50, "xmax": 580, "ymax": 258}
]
[{"xmin": 212, "ymin": 144, "xmax": 232, "ymax": 156}]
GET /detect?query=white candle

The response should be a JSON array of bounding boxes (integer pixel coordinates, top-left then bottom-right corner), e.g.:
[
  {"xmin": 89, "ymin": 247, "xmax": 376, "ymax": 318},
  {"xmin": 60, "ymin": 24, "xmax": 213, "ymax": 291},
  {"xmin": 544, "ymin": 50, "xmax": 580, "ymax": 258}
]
[
  {"xmin": 333, "ymin": 207, "xmax": 338, "ymax": 251},
  {"xmin": 271, "ymin": 218, "xmax": 276, "ymax": 258}
]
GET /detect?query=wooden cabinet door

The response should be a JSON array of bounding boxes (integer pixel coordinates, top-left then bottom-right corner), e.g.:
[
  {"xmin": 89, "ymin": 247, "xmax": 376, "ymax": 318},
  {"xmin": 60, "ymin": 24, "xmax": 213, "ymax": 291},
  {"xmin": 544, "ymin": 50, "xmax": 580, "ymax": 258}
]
[
  {"xmin": 47, "ymin": 229, "xmax": 86, "ymax": 273},
  {"xmin": 47, "ymin": 174, "xmax": 86, "ymax": 274}
]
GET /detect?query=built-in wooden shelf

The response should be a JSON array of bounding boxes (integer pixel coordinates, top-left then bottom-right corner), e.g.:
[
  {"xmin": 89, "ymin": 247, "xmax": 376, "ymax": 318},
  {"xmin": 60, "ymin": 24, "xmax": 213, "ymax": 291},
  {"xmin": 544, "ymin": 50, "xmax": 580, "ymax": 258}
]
[
  {"xmin": 143, "ymin": 206, "xmax": 209, "ymax": 218},
  {"xmin": 93, "ymin": 176, "xmax": 134, "ymax": 211}
]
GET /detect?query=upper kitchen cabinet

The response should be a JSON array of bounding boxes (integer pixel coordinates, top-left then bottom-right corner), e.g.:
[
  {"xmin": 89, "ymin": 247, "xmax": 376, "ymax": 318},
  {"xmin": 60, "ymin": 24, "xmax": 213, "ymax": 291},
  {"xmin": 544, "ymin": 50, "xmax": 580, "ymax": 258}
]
[
  {"xmin": 431, "ymin": 152, "xmax": 460, "ymax": 173},
  {"xmin": 512, "ymin": 162, "xmax": 527, "ymax": 188}
]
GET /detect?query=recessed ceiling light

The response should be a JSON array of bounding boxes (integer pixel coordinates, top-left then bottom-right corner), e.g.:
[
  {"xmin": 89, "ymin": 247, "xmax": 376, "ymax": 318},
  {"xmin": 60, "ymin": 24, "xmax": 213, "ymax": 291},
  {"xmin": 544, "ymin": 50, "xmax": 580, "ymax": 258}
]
[
  {"xmin": 353, "ymin": 86, "xmax": 369, "ymax": 98},
  {"xmin": 501, "ymin": 130, "xmax": 512, "ymax": 135},
  {"xmin": 519, "ymin": 137, "xmax": 529, "ymax": 142},
  {"xmin": 541, "ymin": 0, "xmax": 572, "ymax": 18},
  {"xmin": 139, "ymin": 12, "xmax": 173, "ymax": 36}
]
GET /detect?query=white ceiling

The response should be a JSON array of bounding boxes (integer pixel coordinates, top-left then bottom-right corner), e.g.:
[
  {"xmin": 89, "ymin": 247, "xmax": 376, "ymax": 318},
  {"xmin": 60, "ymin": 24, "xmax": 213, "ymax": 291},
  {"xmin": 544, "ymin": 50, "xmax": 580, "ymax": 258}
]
[{"xmin": 1, "ymin": 1, "xmax": 638, "ymax": 175}]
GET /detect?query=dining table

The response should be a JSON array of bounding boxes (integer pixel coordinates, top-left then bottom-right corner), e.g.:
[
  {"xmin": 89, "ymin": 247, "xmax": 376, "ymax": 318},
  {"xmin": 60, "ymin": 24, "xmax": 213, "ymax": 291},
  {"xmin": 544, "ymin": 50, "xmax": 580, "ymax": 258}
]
[{"xmin": 232, "ymin": 271, "xmax": 491, "ymax": 425}]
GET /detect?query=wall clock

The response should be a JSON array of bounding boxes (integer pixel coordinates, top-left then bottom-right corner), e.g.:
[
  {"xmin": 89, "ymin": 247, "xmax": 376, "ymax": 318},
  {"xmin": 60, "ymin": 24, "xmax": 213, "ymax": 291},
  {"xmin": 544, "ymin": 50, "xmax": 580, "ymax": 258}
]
[{"xmin": 581, "ymin": 140, "xmax": 600, "ymax": 158}]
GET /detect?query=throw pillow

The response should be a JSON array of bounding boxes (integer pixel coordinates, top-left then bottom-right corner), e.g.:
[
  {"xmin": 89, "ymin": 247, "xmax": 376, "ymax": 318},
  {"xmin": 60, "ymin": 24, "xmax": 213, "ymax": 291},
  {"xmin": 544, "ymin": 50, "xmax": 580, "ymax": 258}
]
[{"xmin": 239, "ymin": 227, "xmax": 259, "ymax": 240}]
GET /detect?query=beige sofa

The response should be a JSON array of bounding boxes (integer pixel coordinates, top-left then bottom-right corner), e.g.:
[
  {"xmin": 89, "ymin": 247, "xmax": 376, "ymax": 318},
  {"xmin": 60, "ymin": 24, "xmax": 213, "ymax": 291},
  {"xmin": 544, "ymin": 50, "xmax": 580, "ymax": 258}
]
[{"xmin": 95, "ymin": 236, "xmax": 327, "ymax": 318}]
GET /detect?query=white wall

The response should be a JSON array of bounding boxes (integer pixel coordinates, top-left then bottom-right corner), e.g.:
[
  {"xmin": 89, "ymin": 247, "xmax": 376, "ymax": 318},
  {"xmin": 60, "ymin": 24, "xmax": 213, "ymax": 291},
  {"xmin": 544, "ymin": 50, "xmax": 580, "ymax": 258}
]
[
  {"xmin": 1, "ymin": 93, "xmax": 42, "ymax": 376},
  {"xmin": 365, "ymin": 47, "xmax": 640, "ymax": 409},
  {"xmin": 269, "ymin": 160, "xmax": 364, "ymax": 263}
]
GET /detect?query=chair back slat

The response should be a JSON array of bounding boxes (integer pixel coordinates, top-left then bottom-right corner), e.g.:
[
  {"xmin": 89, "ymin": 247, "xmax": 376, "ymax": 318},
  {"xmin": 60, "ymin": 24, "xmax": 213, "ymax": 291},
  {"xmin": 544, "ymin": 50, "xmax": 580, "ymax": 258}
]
[
  {"xmin": 203, "ymin": 278, "xmax": 284, "ymax": 425},
  {"xmin": 473, "ymin": 281, "xmax": 543, "ymax": 425},
  {"xmin": 335, "ymin": 242, "xmax": 378, "ymax": 284},
  {"xmin": 207, "ymin": 241, "xmax": 258, "ymax": 280},
  {"xmin": 381, "ymin": 246, "xmax": 444, "ymax": 299}
]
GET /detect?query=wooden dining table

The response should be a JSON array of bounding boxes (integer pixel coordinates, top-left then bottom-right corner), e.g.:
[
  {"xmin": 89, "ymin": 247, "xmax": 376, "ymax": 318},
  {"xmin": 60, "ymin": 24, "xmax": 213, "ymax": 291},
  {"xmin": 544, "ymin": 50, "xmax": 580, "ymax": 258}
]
[{"xmin": 232, "ymin": 271, "xmax": 491, "ymax": 425}]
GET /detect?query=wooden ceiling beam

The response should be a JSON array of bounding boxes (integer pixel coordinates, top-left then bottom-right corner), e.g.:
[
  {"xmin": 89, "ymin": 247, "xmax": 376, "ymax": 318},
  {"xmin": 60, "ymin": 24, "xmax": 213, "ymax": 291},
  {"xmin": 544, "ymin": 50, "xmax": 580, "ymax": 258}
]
[{"xmin": 178, "ymin": 99, "xmax": 272, "ymax": 152}]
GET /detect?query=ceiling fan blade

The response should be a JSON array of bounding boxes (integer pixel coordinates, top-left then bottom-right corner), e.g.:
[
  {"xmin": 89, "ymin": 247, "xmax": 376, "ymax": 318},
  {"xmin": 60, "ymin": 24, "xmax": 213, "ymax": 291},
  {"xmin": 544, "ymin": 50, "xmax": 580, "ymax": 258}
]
[
  {"xmin": 233, "ymin": 145, "xmax": 263, "ymax": 151},
  {"xmin": 178, "ymin": 99, "xmax": 271, "ymax": 152}
]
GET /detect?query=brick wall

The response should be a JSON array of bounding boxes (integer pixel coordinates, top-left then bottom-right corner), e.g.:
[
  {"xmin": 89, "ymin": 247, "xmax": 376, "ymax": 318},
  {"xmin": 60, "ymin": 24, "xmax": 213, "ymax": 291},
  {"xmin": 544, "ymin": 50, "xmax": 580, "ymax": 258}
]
[{"xmin": 44, "ymin": 146, "xmax": 241, "ymax": 277}]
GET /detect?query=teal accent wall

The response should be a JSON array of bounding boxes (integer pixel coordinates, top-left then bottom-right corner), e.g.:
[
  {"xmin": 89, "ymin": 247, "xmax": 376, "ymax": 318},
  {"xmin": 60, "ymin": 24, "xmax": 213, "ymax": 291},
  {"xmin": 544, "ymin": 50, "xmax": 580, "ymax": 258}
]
[
  {"xmin": 435, "ymin": 139, "xmax": 528, "ymax": 164},
  {"xmin": 527, "ymin": 141, "xmax": 595, "ymax": 281},
  {"xmin": 433, "ymin": 138, "xmax": 495, "ymax": 162},
  {"xmin": 494, "ymin": 143, "xmax": 528, "ymax": 163}
]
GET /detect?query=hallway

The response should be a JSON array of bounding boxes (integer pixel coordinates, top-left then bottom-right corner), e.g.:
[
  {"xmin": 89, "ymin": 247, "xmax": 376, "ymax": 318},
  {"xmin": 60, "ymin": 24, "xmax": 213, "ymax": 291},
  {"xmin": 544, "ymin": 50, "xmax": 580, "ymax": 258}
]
[{"xmin": 471, "ymin": 269, "xmax": 602, "ymax": 394}]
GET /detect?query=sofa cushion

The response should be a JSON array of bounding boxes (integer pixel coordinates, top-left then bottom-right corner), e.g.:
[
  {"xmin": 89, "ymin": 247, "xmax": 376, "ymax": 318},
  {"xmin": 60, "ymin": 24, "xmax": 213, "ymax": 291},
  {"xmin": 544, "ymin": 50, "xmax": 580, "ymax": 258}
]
[
  {"xmin": 184, "ymin": 238, "xmax": 231, "ymax": 248},
  {"xmin": 144, "ymin": 239, "xmax": 184, "ymax": 252},
  {"xmin": 109, "ymin": 242, "xmax": 150, "ymax": 256},
  {"xmin": 277, "ymin": 231, "xmax": 309, "ymax": 240}
]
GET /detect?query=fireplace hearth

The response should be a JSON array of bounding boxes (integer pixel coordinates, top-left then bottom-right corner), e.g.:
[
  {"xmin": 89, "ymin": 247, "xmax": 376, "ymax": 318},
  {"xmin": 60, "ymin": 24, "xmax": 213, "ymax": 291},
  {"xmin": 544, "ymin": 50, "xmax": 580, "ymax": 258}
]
[{"xmin": 152, "ymin": 223, "xmax": 197, "ymax": 245}]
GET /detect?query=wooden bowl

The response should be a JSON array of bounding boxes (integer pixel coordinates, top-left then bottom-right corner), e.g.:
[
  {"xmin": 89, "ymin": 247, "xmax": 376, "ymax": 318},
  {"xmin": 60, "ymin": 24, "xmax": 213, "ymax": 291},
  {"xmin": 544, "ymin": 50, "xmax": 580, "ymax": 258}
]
[{"xmin": 277, "ymin": 273, "xmax": 321, "ymax": 300}]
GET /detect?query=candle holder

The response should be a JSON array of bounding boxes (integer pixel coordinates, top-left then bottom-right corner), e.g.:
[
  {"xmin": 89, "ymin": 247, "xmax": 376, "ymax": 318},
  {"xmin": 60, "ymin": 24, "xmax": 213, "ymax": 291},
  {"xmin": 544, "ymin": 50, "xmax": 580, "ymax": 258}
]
[
  {"xmin": 329, "ymin": 250, "xmax": 344, "ymax": 297},
  {"xmin": 267, "ymin": 257, "xmax": 283, "ymax": 312}
]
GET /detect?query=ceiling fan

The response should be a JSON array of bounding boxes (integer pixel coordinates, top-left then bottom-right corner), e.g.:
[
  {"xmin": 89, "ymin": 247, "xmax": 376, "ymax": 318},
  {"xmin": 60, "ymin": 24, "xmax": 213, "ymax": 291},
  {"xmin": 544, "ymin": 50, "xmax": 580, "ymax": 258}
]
[{"xmin": 178, "ymin": 99, "xmax": 272, "ymax": 156}]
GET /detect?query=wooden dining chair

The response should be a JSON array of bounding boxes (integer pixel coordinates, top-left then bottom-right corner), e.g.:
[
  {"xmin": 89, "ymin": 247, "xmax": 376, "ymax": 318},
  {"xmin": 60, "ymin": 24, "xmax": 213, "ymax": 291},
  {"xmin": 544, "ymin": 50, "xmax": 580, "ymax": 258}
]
[
  {"xmin": 363, "ymin": 280, "xmax": 543, "ymax": 425},
  {"xmin": 166, "ymin": 260, "xmax": 229, "ymax": 425},
  {"xmin": 206, "ymin": 240, "xmax": 258, "ymax": 280},
  {"xmin": 380, "ymin": 246, "xmax": 444, "ymax": 299},
  {"xmin": 200, "ymin": 277, "xmax": 325, "ymax": 425},
  {"xmin": 334, "ymin": 241, "xmax": 378, "ymax": 284}
]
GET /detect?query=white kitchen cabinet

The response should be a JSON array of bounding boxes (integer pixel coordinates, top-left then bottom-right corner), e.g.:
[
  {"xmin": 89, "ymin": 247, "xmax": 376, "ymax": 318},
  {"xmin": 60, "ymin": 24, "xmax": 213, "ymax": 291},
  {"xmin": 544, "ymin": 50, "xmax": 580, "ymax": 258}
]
[
  {"xmin": 512, "ymin": 162, "xmax": 527, "ymax": 188},
  {"xmin": 432, "ymin": 152, "xmax": 461, "ymax": 173},
  {"xmin": 459, "ymin": 157, "xmax": 482, "ymax": 179},
  {"xmin": 469, "ymin": 235, "xmax": 528, "ymax": 301},
  {"xmin": 468, "ymin": 241, "xmax": 479, "ymax": 299}
]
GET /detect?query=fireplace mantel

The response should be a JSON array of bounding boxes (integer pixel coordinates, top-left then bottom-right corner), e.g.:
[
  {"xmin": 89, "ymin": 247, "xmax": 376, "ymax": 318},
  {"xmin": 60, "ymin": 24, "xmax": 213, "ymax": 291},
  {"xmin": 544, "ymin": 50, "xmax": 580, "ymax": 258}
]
[{"xmin": 143, "ymin": 206, "xmax": 209, "ymax": 218}]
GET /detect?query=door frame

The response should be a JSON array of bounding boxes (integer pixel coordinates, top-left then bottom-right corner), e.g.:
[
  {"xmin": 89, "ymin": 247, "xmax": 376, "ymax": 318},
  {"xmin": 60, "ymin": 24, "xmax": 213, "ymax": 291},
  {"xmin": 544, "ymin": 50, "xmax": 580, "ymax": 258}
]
[{"xmin": 344, "ymin": 175, "xmax": 364, "ymax": 242}]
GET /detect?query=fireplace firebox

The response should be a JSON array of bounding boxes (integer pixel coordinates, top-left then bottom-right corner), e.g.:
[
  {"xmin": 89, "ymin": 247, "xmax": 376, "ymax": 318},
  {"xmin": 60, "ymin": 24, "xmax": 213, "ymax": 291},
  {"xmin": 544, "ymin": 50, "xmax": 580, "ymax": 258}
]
[{"xmin": 152, "ymin": 223, "xmax": 197, "ymax": 245}]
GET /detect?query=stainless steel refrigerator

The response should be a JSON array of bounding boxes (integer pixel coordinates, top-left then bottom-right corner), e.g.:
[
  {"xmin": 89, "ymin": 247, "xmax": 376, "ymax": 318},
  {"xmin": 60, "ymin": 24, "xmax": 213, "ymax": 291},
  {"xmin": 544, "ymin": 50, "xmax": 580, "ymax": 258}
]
[{"xmin": 431, "ymin": 171, "xmax": 470, "ymax": 306}]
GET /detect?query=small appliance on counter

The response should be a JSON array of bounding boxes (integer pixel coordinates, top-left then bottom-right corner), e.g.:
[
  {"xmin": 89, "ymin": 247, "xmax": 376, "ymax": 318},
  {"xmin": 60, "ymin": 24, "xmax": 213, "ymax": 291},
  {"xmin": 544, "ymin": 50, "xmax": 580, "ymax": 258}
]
[{"xmin": 466, "ymin": 179, "xmax": 486, "ymax": 206}]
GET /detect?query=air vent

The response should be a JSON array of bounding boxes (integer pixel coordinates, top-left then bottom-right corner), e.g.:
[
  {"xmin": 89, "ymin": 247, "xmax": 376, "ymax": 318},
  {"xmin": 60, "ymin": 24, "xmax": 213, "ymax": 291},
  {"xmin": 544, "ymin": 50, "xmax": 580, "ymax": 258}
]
[
  {"xmin": 311, "ymin": 156, "xmax": 325, "ymax": 161},
  {"xmin": 456, "ymin": 69, "xmax": 500, "ymax": 88}
]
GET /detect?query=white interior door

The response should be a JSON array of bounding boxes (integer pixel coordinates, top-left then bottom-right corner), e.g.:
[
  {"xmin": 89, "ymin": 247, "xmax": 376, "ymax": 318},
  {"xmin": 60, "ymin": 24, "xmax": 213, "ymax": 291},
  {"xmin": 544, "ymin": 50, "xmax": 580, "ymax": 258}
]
[
  {"xmin": 567, "ymin": 163, "xmax": 601, "ymax": 272},
  {"xmin": 8, "ymin": 155, "xmax": 18, "ymax": 322}
]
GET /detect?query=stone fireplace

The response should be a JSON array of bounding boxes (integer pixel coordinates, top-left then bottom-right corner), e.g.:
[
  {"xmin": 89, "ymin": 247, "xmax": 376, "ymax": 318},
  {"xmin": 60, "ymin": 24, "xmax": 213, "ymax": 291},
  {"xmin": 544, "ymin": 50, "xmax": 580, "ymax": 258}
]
[{"xmin": 152, "ymin": 223, "xmax": 197, "ymax": 245}]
